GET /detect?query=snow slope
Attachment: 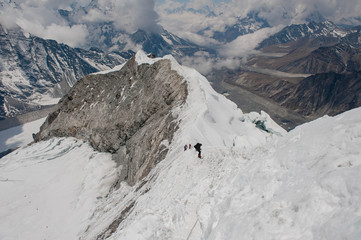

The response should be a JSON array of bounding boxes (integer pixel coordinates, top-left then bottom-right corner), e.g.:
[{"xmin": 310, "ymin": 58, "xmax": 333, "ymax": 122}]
[
  {"xmin": 1, "ymin": 51, "xmax": 361, "ymax": 240},
  {"xmin": 0, "ymin": 138, "xmax": 117, "ymax": 240}
]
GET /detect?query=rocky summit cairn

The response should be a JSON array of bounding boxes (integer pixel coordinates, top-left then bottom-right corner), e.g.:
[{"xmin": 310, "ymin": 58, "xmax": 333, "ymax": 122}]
[{"xmin": 34, "ymin": 55, "xmax": 188, "ymax": 185}]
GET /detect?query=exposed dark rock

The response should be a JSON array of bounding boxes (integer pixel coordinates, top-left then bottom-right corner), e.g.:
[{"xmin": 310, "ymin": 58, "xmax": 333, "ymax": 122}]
[{"xmin": 34, "ymin": 56, "xmax": 188, "ymax": 185}]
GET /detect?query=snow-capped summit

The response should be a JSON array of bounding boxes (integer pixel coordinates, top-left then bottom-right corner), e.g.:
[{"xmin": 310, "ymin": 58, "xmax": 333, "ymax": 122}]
[{"xmin": 34, "ymin": 50, "xmax": 282, "ymax": 186}]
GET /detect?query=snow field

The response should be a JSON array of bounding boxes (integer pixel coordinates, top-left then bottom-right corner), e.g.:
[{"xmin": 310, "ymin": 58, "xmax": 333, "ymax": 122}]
[{"xmin": 0, "ymin": 138, "xmax": 118, "ymax": 240}]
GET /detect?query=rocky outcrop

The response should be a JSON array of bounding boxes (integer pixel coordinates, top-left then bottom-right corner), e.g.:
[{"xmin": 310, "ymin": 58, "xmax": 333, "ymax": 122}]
[{"xmin": 34, "ymin": 55, "xmax": 188, "ymax": 185}]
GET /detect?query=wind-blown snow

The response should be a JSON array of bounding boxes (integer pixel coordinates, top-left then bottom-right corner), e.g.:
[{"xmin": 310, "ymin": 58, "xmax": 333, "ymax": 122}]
[{"xmin": 1, "ymin": 51, "xmax": 361, "ymax": 240}]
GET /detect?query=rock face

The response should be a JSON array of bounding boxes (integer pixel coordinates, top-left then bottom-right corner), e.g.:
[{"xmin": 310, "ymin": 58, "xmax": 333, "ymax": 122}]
[{"xmin": 34, "ymin": 55, "xmax": 188, "ymax": 185}]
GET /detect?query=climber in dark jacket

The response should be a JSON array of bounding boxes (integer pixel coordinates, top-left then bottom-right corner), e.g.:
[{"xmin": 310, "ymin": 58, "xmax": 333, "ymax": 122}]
[{"xmin": 194, "ymin": 143, "xmax": 202, "ymax": 158}]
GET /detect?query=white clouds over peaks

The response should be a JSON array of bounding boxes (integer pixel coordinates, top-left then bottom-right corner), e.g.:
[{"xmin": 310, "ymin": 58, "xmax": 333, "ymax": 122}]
[
  {"xmin": 1, "ymin": 0, "xmax": 360, "ymax": 49},
  {"xmin": 80, "ymin": 0, "xmax": 161, "ymax": 33},
  {"xmin": 220, "ymin": 26, "xmax": 284, "ymax": 58},
  {"xmin": 0, "ymin": 0, "xmax": 88, "ymax": 47},
  {"xmin": 0, "ymin": 0, "xmax": 161, "ymax": 47},
  {"xmin": 157, "ymin": 0, "xmax": 361, "ymax": 44}
]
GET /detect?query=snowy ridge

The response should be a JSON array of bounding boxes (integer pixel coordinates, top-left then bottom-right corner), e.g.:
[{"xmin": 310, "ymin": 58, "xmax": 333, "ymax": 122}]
[
  {"xmin": 1, "ymin": 51, "xmax": 361, "ymax": 239},
  {"xmin": 84, "ymin": 52, "xmax": 361, "ymax": 239},
  {"xmin": 81, "ymin": 51, "xmax": 287, "ymax": 239}
]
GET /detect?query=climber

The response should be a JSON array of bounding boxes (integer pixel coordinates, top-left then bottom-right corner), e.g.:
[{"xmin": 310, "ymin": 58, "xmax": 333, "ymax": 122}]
[
  {"xmin": 194, "ymin": 143, "xmax": 202, "ymax": 158},
  {"xmin": 184, "ymin": 144, "xmax": 188, "ymax": 151}
]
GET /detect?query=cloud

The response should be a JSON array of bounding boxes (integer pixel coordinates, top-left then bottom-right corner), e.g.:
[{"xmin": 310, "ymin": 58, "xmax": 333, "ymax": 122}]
[
  {"xmin": 0, "ymin": 0, "xmax": 161, "ymax": 47},
  {"xmin": 157, "ymin": 0, "xmax": 361, "ymax": 43},
  {"xmin": 1, "ymin": 0, "xmax": 360, "ymax": 60},
  {"xmin": 179, "ymin": 51, "xmax": 243, "ymax": 76},
  {"xmin": 219, "ymin": 26, "xmax": 284, "ymax": 58},
  {"xmin": 79, "ymin": 0, "xmax": 161, "ymax": 33},
  {"xmin": 17, "ymin": 19, "xmax": 88, "ymax": 47},
  {"xmin": 0, "ymin": 0, "xmax": 89, "ymax": 47}
]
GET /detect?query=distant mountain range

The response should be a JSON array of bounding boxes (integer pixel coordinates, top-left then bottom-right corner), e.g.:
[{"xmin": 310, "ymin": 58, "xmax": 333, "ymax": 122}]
[
  {"xmin": 218, "ymin": 21, "xmax": 361, "ymax": 129},
  {"xmin": 0, "ymin": 24, "xmax": 127, "ymax": 119}
]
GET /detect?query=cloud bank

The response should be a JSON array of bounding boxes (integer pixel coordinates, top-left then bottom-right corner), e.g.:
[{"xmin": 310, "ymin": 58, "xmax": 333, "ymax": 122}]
[
  {"xmin": 157, "ymin": 0, "xmax": 361, "ymax": 45},
  {"xmin": 0, "ymin": 0, "xmax": 88, "ymax": 47},
  {"xmin": 79, "ymin": 0, "xmax": 161, "ymax": 33},
  {"xmin": 0, "ymin": 0, "xmax": 161, "ymax": 47},
  {"xmin": 155, "ymin": 0, "xmax": 361, "ymax": 74}
]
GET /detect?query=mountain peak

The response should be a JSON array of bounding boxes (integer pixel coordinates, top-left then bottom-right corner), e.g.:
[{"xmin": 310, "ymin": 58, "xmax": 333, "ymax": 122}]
[{"xmin": 34, "ymin": 50, "xmax": 284, "ymax": 185}]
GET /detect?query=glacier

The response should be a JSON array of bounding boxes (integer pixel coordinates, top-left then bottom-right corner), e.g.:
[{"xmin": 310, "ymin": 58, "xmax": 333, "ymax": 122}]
[{"xmin": 0, "ymin": 52, "xmax": 361, "ymax": 240}]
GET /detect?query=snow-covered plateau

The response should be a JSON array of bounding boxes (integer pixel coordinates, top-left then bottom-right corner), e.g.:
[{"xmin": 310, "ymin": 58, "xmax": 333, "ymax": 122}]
[{"xmin": 1, "ymin": 52, "xmax": 361, "ymax": 240}]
